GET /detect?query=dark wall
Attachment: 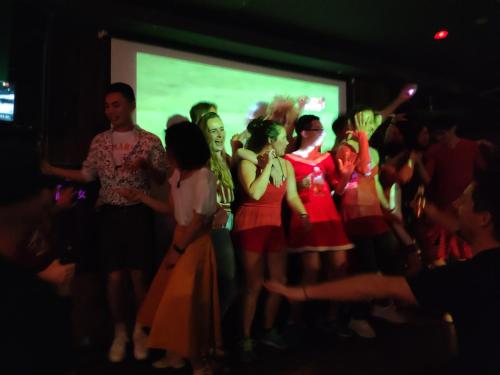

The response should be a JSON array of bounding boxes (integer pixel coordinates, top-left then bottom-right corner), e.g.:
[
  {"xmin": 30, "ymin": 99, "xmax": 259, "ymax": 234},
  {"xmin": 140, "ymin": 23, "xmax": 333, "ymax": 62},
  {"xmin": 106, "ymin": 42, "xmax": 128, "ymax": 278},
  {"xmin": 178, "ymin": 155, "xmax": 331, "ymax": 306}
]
[
  {"xmin": 9, "ymin": 3, "xmax": 110, "ymax": 165},
  {"xmin": 7, "ymin": 1, "xmax": 498, "ymax": 164},
  {"xmin": 0, "ymin": 1, "xmax": 12, "ymax": 81}
]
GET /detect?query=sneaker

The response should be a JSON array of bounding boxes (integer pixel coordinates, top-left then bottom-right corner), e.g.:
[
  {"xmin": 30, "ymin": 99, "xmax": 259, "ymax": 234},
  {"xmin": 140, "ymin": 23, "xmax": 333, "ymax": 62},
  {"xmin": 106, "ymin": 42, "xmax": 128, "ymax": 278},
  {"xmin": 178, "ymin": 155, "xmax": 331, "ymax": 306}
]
[
  {"xmin": 132, "ymin": 331, "xmax": 149, "ymax": 360},
  {"xmin": 152, "ymin": 352, "xmax": 186, "ymax": 369},
  {"xmin": 260, "ymin": 328, "xmax": 288, "ymax": 350},
  {"xmin": 349, "ymin": 319, "xmax": 376, "ymax": 339},
  {"xmin": 372, "ymin": 304, "xmax": 407, "ymax": 324},
  {"xmin": 238, "ymin": 337, "xmax": 256, "ymax": 363},
  {"xmin": 108, "ymin": 334, "xmax": 128, "ymax": 363}
]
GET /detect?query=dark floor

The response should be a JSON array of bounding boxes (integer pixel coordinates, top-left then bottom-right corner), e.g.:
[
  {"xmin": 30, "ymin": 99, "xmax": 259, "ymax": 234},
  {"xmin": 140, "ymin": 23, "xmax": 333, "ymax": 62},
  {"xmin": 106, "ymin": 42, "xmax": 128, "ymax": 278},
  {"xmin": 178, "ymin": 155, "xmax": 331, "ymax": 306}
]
[{"xmin": 71, "ymin": 274, "xmax": 456, "ymax": 375}]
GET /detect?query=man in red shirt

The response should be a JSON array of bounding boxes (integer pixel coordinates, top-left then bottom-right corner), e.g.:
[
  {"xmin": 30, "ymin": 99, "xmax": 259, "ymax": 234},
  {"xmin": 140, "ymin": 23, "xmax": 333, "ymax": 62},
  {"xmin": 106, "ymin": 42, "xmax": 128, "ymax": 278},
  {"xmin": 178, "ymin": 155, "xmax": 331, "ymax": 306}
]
[{"xmin": 423, "ymin": 119, "xmax": 482, "ymax": 263}]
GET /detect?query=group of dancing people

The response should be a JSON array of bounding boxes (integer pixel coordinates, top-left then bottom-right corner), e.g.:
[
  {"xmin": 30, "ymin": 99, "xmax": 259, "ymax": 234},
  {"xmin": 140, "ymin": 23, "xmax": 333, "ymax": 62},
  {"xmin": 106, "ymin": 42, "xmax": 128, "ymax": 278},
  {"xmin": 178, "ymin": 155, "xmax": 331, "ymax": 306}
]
[{"xmin": 40, "ymin": 82, "xmax": 500, "ymax": 375}]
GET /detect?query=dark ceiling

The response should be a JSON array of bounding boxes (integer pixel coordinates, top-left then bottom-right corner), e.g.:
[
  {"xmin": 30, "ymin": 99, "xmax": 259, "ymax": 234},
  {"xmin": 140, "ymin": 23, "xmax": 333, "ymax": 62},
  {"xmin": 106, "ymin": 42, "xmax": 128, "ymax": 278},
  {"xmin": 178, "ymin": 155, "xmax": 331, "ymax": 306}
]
[
  {"xmin": 15, "ymin": 0, "xmax": 500, "ymax": 99},
  {"xmin": 81, "ymin": 0, "xmax": 500, "ymax": 96}
]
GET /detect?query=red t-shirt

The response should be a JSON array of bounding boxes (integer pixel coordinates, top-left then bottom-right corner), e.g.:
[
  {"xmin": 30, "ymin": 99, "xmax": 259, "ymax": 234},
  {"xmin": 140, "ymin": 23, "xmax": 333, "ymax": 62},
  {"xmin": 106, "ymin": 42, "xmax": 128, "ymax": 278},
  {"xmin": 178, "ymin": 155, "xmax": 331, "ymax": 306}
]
[{"xmin": 425, "ymin": 139, "xmax": 480, "ymax": 209}]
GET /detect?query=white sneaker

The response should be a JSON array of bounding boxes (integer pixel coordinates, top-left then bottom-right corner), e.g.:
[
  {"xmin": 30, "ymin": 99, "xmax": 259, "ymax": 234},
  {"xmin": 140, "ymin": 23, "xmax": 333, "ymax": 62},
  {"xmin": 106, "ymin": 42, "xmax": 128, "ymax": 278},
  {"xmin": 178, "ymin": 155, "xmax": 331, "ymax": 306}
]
[
  {"xmin": 108, "ymin": 334, "xmax": 128, "ymax": 363},
  {"xmin": 132, "ymin": 331, "xmax": 149, "ymax": 360},
  {"xmin": 372, "ymin": 304, "xmax": 407, "ymax": 324},
  {"xmin": 152, "ymin": 352, "xmax": 186, "ymax": 369},
  {"xmin": 349, "ymin": 319, "xmax": 376, "ymax": 339}
]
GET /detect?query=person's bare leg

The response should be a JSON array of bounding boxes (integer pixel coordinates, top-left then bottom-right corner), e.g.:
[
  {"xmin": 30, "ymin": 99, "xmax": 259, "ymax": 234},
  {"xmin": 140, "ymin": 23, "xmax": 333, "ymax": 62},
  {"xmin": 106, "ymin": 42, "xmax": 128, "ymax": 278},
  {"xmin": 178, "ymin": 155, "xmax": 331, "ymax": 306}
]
[
  {"xmin": 289, "ymin": 252, "xmax": 320, "ymax": 324},
  {"xmin": 241, "ymin": 251, "xmax": 264, "ymax": 338},
  {"xmin": 130, "ymin": 269, "xmax": 149, "ymax": 359},
  {"xmin": 264, "ymin": 250, "xmax": 287, "ymax": 330},
  {"xmin": 107, "ymin": 270, "xmax": 128, "ymax": 362}
]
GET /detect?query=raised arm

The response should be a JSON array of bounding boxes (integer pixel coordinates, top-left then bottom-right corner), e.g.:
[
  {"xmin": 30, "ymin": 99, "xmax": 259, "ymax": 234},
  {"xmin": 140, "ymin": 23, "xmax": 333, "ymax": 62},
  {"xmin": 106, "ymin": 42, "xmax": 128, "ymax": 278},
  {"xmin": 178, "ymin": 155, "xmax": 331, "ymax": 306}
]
[
  {"xmin": 41, "ymin": 161, "xmax": 90, "ymax": 183},
  {"xmin": 378, "ymin": 84, "xmax": 416, "ymax": 120}
]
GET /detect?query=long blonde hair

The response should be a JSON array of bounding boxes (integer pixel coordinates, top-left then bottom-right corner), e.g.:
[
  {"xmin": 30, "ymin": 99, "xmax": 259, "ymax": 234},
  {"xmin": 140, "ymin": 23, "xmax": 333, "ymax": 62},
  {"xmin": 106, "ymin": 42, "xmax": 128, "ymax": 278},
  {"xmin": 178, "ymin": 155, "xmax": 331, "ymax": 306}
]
[{"xmin": 198, "ymin": 112, "xmax": 234, "ymax": 190}]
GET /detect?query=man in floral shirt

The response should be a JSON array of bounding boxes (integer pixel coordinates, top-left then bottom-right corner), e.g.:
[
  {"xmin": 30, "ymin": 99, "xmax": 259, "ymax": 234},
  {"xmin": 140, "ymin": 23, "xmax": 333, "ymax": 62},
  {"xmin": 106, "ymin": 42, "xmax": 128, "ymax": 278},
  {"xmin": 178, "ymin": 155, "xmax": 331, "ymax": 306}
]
[{"xmin": 43, "ymin": 82, "xmax": 167, "ymax": 363}]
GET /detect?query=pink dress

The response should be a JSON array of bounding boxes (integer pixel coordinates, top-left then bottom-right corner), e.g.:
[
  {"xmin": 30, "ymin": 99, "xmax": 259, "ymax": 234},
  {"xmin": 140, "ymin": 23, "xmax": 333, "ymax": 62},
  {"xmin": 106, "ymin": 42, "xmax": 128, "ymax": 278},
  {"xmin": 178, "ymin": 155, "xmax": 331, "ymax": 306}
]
[{"xmin": 285, "ymin": 152, "xmax": 353, "ymax": 252}]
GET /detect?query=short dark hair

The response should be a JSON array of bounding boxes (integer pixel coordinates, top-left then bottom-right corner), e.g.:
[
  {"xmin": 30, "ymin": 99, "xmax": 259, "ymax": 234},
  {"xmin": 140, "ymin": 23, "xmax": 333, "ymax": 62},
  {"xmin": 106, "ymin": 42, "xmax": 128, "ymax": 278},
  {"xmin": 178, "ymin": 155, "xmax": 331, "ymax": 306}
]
[
  {"xmin": 105, "ymin": 82, "xmax": 135, "ymax": 103},
  {"xmin": 165, "ymin": 122, "xmax": 210, "ymax": 171},
  {"xmin": 190, "ymin": 102, "xmax": 217, "ymax": 124},
  {"xmin": 331, "ymin": 114, "xmax": 349, "ymax": 137},
  {"xmin": 473, "ymin": 145, "xmax": 500, "ymax": 241},
  {"xmin": 245, "ymin": 118, "xmax": 283, "ymax": 153},
  {"xmin": 295, "ymin": 115, "xmax": 320, "ymax": 149}
]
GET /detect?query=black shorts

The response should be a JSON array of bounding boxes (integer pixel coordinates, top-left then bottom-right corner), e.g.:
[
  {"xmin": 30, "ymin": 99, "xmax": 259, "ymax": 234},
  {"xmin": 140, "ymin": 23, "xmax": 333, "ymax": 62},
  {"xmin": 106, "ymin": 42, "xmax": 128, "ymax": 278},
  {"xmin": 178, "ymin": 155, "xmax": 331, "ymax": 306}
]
[{"xmin": 96, "ymin": 204, "xmax": 154, "ymax": 273}]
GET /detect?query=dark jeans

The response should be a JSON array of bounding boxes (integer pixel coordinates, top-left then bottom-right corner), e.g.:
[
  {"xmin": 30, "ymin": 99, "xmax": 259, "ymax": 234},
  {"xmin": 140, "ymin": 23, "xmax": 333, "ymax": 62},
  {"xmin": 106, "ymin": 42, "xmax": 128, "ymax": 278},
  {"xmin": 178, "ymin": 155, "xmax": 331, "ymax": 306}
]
[{"xmin": 211, "ymin": 213, "xmax": 238, "ymax": 317}]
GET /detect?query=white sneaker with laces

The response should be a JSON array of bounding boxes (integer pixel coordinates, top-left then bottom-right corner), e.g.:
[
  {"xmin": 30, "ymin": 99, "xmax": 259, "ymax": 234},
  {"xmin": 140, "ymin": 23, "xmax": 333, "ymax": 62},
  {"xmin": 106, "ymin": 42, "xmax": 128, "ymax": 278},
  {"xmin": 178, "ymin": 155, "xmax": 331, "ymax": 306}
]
[
  {"xmin": 372, "ymin": 304, "xmax": 407, "ymax": 324},
  {"xmin": 349, "ymin": 319, "xmax": 376, "ymax": 339},
  {"xmin": 108, "ymin": 333, "xmax": 128, "ymax": 363},
  {"xmin": 152, "ymin": 352, "xmax": 186, "ymax": 369}
]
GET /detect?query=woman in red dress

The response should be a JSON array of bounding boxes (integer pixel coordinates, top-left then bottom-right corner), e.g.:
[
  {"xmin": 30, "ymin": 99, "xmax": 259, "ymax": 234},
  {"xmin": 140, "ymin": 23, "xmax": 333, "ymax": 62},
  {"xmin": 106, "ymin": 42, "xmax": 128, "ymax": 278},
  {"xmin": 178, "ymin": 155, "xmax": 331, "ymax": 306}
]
[
  {"xmin": 285, "ymin": 115, "xmax": 354, "ymax": 324},
  {"xmin": 233, "ymin": 118, "xmax": 310, "ymax": 362}
]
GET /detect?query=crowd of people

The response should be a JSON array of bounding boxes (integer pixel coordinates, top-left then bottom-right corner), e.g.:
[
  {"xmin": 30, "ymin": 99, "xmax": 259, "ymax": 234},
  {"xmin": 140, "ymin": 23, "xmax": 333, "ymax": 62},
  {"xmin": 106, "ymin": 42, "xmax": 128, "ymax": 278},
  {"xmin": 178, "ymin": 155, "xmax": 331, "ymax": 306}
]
[{"xmin": 2, "ymin": 81, "xmax": 500, "ymax": 375}]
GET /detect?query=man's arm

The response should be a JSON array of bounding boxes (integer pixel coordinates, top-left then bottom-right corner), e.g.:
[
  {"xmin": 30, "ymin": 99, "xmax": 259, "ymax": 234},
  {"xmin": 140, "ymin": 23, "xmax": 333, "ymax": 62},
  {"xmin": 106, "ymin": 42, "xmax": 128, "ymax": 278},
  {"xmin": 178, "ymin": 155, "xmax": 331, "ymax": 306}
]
[
  {"xmin": 41, "ymin": 161, "xmax": 90, "ymax": 183},
  {"xmin": 265, "ymin": 274, "xmax": 418, "ymax": 305}
]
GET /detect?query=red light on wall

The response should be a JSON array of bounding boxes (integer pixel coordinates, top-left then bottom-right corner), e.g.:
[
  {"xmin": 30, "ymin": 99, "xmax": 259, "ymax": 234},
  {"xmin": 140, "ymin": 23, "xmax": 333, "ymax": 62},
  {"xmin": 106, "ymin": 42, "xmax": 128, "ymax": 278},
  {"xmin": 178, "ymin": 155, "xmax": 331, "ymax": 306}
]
[{"xmin": 434, "ymin": 30, "xmax": 449, "ymax": 40}]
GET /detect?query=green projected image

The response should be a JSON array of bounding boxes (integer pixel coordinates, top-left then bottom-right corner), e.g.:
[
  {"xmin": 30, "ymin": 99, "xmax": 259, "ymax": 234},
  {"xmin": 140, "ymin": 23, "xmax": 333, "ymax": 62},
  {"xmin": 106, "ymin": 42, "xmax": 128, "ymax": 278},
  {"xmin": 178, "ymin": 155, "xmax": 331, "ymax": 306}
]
[{"xmin": 136, "ymin": 51, "xmax": 343, "ymax": 151}]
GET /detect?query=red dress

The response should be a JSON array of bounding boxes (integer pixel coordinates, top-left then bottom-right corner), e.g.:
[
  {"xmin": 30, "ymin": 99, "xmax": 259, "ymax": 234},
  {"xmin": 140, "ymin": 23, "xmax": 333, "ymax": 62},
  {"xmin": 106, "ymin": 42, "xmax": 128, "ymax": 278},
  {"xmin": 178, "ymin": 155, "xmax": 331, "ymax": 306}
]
[
  {"xmin": 285, "ymin": 152, "xmax": 353, "ymax": 252},
  {"xmin": 233, "ymin": 167, "xmax": 288, "ymax": 253}
]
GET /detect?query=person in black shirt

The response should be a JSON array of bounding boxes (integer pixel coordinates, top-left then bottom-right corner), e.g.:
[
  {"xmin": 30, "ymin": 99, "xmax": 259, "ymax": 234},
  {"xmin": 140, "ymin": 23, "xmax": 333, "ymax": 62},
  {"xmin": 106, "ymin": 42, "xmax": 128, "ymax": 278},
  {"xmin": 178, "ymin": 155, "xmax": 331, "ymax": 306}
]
[{"xmin": 266, "ymin": 158, "xmax": 500, "ymax": 374}]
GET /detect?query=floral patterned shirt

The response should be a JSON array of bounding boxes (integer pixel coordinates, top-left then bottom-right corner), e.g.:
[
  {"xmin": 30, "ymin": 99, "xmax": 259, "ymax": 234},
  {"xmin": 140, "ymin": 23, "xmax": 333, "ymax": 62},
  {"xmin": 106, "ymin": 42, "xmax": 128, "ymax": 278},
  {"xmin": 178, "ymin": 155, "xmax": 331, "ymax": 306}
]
[{"xmin": 82, "ymin": 125, "xmax": 167, "ymax": 206}]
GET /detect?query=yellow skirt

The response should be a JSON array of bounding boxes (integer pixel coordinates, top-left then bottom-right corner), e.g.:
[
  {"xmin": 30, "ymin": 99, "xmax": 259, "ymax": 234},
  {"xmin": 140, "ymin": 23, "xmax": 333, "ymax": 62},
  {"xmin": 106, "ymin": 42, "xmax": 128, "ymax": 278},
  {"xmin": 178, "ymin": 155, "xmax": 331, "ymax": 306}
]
[{"xmin": 137, "ymin": 228, "xmax": 221, "ymax": 359}]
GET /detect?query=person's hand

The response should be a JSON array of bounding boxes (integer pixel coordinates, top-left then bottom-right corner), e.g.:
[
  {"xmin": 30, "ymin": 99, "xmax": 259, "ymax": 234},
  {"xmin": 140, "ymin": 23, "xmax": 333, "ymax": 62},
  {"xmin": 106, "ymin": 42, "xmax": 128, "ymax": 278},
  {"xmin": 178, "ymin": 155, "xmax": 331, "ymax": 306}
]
[
  {"xmin": 263, "ymin": 281, "xmax": 307, "ymax": 301},
  {"xmin": 299, "ymin": 214, "xmax": 312, "ymax": 232},
  {"xmin": 38, "ymin": 259, "xmax": 75, "ymax": 286},
  {"xmin": 212, "ymin": 207, "xmax": 228, "ymax": 229},
  {"xmin": 397, "ymin": 84, "xmax": 418, "ymax": 102},
  {"xmin": 338, "ymin": 153, "xmax": 357, "ymax": 179},
  {"xmin": 56, "ymin": 187, "xmax": 76, "ymax": 209},
  {"xmin": 410, "ymin": 186, "xmax": 427, "ymax": 218},
  {"xmin": 299, "ymin": 174, "xmax": 312, "ymax": 189},
  {"xmin": 164, "ymin": 248, "xmax": 181, "ymax": 269},
  {"xmin": 40, "ymin": 159, "xmax": 53, "ymax": 175},
  {"xmin": 257, "ymin": 149, "xmax": 276, "ymax": 170},
  {"xmin": 115, "ymin": 188, "xmax": 144, "ymax": 203}
]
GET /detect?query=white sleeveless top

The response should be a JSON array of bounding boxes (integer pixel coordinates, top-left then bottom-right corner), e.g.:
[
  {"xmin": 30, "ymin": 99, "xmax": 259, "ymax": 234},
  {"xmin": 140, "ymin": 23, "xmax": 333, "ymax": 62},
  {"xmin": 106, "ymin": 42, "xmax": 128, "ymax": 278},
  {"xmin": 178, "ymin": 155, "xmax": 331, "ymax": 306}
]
[{"xmin": 169, "ymin": 167, "xmax": 217, "ymax": 226}]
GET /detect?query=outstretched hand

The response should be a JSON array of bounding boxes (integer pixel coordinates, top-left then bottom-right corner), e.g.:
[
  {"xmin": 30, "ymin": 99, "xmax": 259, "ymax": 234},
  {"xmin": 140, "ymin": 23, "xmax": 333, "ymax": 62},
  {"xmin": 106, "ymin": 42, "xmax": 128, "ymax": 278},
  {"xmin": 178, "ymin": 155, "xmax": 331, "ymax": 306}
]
[
  {"xmin": 338, "ymin": 153, "xmax": 357, "ymax": 178},
  {"xmin": 38, "ymin": 259, "xmax": 75, "ymax": 286},
  {"xmin": 263, "ymin": 281, "xmax": 307, "ymax": 301},
  {"xmin": 397, "ymin": 84, "xmax": 418, "ymax": 102}
]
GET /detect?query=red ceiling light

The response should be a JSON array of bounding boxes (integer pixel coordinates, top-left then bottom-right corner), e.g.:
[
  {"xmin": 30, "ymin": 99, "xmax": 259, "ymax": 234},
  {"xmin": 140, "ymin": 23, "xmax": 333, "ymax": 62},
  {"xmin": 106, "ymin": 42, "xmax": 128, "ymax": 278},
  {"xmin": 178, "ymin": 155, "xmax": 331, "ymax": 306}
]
[{"xmin": 434, "ymin": 30, "xmax": 449, "ymax": 40}]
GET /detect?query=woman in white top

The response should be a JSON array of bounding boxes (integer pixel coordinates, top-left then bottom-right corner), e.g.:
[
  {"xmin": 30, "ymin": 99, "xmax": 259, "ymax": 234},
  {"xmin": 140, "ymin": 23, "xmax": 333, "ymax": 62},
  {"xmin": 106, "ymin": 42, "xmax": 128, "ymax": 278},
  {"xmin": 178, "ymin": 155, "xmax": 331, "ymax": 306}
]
[{"xmin": 118, "ymin": 122, "xmax": 220, "ymax": 375}]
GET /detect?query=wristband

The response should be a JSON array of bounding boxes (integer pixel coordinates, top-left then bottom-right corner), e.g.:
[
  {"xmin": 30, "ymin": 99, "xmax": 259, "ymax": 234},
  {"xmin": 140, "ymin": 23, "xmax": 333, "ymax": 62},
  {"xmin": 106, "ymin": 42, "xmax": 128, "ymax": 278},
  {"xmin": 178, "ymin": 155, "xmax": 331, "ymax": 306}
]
[{"xmin": 173, "ymin": 244, "xmax": 185, "ymax": 254}]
